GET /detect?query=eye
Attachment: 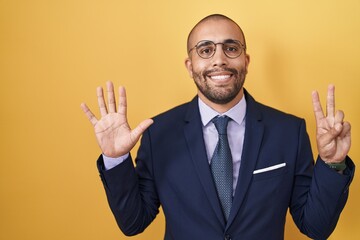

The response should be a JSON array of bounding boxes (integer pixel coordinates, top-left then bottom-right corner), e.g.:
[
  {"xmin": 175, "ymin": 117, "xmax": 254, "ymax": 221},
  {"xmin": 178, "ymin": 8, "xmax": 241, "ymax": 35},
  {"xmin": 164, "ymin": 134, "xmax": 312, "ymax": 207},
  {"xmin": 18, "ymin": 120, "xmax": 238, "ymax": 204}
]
[
  {"xmin": 197, "ymin": 44, "xmax": 215, "ymax": 57},
  {"xmin": 200, "ymin": 47, "xmax": 213, "ymax": 54},
  {"xmin": 225, "ymin": 44, "xmax": 239, "ymax": 52}
]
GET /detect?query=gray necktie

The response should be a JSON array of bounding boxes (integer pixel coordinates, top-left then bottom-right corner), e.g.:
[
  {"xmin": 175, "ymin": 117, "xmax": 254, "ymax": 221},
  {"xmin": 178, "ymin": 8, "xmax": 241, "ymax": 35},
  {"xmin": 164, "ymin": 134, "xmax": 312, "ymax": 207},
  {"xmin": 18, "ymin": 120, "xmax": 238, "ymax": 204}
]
[{"xmin": 211, "ymin": 115, "xmax": 233, "ymax": 220}]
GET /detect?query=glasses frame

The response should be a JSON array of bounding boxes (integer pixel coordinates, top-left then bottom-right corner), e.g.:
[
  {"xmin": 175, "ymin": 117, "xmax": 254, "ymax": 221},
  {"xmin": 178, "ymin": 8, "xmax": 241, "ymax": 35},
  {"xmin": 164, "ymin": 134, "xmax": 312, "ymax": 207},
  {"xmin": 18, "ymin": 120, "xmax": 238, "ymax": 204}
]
[{"xmin": 188, "ymin": 39, "xmax": 246, "ymax": 59}]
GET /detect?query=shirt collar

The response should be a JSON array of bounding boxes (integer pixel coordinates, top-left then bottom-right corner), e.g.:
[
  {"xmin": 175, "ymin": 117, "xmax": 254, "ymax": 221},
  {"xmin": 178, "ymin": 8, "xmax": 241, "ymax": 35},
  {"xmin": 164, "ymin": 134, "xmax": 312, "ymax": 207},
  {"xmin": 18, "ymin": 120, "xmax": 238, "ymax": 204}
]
[{"xmin": 198, "ymin": 95, "xmax": 247, "ymax": 127}]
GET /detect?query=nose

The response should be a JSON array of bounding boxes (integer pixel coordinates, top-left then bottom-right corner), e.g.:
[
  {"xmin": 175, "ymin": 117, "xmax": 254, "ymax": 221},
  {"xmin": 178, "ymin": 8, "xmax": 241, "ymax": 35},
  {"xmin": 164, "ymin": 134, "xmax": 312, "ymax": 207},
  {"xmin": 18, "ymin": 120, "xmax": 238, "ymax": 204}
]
[{"xmin": 211, "ymin": 44, "xmax": 228, "ymax": 67}]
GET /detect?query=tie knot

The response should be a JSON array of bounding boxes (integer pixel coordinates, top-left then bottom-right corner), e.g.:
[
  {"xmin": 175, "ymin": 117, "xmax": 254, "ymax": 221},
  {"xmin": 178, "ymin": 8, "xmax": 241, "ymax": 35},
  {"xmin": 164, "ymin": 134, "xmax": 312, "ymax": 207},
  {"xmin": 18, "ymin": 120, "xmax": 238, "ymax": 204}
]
[{"xmin": 212, "ymin": 116, "xmax": 230, "ymax": 135}]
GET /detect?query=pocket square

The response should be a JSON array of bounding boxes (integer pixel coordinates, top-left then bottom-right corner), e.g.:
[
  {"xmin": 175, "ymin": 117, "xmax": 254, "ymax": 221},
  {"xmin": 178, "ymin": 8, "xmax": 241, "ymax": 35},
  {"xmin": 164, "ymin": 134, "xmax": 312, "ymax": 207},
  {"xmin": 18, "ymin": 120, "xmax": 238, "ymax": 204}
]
[{"xmin": 253, "ymin": 163, "xmax": 286, "ymax": 174}]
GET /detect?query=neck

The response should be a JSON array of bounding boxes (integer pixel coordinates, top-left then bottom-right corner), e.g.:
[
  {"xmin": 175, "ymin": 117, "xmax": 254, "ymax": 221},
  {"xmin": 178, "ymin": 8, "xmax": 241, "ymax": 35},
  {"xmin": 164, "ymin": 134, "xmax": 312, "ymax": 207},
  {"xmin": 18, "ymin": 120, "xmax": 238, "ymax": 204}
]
[{"xmin": 198, "ymin": 89, "xmax": 244, "ymax": 114}]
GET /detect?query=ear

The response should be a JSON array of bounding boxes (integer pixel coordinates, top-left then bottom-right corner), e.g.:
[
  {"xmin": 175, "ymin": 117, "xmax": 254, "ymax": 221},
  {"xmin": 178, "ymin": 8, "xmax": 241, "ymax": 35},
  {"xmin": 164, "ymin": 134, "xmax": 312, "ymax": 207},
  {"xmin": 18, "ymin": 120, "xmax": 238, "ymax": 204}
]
[
  {"xmin": 244, "ymin": 53, "xmax": 250, "ymax": 74},
  {"xmin": 184, "ymin": 57, "xmax": 193, "ymax": 78}
]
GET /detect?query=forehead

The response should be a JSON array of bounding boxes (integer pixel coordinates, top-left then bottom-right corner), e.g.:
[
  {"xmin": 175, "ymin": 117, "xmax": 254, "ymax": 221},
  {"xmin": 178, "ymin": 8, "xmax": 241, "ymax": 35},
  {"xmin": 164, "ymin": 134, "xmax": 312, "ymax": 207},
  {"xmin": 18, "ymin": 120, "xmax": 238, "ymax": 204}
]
[{"xmin": 189, "ymin": 19, "xmax": 243, "ymax": 46}]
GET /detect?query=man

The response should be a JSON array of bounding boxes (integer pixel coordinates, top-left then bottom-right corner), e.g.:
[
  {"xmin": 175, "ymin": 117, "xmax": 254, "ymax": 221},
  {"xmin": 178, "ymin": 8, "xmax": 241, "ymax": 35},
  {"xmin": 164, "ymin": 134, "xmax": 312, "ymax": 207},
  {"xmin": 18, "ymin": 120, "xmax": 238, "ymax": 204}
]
[{"xmin": 81, "ymin": 14, "xmax": 354, "ymax": 240}]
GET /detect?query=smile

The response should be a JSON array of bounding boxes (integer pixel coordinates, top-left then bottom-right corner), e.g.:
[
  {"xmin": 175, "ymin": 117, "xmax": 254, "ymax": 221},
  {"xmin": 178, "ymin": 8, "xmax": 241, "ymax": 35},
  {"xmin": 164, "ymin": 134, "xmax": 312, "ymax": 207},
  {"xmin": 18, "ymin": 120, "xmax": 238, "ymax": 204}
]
[{"xmin": 209, "ymin": 75, "xmax": 232, "ymax": 80}]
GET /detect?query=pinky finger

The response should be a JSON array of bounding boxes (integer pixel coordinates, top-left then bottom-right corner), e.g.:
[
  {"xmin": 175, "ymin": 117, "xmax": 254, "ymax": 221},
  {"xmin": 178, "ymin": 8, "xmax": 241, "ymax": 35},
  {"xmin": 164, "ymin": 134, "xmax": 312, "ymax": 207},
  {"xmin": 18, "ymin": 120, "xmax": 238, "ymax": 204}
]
[{"xmin": 80, "ymin": 103, "xmax": 98, "ymax": 126}]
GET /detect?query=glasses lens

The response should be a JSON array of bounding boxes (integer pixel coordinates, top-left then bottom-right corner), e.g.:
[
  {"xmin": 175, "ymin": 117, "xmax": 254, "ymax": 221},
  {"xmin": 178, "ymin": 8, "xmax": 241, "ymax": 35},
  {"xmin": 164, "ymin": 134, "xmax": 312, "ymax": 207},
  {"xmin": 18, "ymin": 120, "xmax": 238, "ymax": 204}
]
[
  {"xmin": 223, "ymin": 41, "xmax": 242, "ymax": 58},
  {"xmin": 196, "ymin": 41, "xmax": 216, "ymax": 59}
]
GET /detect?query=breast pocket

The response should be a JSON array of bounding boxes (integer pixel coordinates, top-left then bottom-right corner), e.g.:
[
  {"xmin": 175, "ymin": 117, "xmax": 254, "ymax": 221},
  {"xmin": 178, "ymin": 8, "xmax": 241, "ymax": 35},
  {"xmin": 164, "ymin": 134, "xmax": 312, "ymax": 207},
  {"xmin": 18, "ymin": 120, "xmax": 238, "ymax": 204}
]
[{"xmin": 252, "ymin": 163, "xmax": 287, "ymax": 181}]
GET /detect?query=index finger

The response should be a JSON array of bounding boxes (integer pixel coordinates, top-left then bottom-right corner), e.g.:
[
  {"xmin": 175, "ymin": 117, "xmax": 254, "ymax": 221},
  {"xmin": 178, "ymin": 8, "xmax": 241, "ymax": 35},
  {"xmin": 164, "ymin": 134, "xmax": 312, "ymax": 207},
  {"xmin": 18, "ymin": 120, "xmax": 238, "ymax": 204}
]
[
  {"xmin": 326, "ymin": 84, "xmax": 335, "ymax": 117},
  {"xmin": 312, "ymin": 90, "xmax": 325, "ymax": 124}
]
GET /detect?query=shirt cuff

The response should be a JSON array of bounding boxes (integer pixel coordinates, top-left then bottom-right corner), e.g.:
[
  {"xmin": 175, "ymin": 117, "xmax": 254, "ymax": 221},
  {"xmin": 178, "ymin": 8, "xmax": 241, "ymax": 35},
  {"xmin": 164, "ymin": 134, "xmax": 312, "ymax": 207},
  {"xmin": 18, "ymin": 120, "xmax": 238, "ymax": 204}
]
[{"xmin": 102, "ymin": 153, "xmax": 129, "ymax": 170}]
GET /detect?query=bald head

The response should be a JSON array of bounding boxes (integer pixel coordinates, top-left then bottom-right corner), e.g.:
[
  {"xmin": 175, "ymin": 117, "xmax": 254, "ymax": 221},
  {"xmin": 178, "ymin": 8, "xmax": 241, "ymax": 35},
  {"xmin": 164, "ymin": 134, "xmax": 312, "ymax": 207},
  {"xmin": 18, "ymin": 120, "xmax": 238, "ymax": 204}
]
[{"xmin": 187, "ymin": 14, "xmax": 247, "ymax": 53}]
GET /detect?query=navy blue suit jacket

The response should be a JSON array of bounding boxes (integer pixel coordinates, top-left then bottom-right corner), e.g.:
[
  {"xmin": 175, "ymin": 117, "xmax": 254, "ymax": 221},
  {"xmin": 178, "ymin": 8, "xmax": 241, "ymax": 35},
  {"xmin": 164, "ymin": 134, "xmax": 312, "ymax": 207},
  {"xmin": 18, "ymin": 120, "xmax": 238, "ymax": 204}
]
[{"xmin": 97, "ymin": 91, "xmax": 354, "ymax": 240}]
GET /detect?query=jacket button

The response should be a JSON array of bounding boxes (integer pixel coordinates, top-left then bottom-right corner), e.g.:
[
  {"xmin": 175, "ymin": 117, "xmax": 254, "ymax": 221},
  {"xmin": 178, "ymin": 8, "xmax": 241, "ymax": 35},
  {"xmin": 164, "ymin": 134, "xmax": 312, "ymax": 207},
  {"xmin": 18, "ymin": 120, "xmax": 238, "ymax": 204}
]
[{"xmin": 224, "ymin": 234, "xmax": 231, "ymax": 240}]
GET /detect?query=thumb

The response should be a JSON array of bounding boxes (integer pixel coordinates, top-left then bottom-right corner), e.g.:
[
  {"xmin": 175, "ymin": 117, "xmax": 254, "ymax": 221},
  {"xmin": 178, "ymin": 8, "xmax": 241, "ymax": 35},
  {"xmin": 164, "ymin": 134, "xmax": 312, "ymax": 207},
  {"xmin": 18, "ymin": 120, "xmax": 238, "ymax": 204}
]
[
  {"xmin": 130, "ymin": 119, "xmax": 154, "ymax": 142},
  {"xmin": 334, "ymin": 122, "xmax": 343, "ymax": 134},
  {"xmin": 318, "ymin": 123, "xmax": 342, "ymax": 147}
]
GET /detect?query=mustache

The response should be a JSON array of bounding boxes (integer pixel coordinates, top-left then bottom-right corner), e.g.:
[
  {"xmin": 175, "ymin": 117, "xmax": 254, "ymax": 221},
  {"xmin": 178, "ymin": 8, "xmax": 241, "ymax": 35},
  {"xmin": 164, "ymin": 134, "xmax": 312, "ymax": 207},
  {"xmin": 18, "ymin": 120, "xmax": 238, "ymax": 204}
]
[{"xmin": 203, "ymin": 67, "xmax": 238, "ymax": 76}]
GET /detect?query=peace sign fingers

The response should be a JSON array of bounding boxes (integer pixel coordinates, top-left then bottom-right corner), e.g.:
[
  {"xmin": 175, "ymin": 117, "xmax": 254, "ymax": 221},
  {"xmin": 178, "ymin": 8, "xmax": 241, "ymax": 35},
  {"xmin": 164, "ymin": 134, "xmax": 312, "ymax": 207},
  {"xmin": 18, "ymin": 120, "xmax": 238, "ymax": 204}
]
[
  {"xmin": 311, "ymin": 90, "xmax": 325, "ymax": 126},
  {"xmin": 326, "ymin": 84, "xmax": 335, "ymax": 119},
  {"xmin": 311, "ymin": 84, "xmax": 351, "ymax": 163}
]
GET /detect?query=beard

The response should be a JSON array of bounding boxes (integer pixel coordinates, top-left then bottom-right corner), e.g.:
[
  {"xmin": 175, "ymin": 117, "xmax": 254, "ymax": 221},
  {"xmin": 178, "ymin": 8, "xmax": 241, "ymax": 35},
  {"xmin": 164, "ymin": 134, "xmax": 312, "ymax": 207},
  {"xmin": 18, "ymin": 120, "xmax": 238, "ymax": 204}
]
[{"xmin": 192, "ymin": 67, "xmax": 247, "ymax": 105}]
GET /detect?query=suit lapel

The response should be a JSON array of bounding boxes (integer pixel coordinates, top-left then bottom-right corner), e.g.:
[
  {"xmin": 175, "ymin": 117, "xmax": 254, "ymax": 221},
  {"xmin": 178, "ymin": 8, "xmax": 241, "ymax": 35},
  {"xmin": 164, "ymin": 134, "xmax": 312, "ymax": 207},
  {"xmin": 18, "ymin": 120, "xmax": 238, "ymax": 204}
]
[
  {"xmin": 226, "ymin": 91, "xmax": 265, "ymax": 228},
  {"xmin": 183, "ymin": 97, "xmax": 226, "ymax": 226}
]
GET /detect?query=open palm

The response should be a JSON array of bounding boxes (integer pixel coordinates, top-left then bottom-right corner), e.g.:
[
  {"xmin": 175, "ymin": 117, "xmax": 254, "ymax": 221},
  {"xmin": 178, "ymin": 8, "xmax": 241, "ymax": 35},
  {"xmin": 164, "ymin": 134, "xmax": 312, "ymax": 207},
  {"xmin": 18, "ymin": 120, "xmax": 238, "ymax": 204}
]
[{"xmin": 81, "ymin": 81, "xmax": 153, "ymax": 158}]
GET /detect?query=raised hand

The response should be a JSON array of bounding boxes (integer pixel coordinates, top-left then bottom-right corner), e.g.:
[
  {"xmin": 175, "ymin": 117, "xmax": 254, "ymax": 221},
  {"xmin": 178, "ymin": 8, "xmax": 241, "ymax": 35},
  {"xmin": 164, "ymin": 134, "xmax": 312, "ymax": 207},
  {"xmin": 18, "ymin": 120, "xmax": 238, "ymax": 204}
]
[
  {"xmin": 312, "ymin": 85, "xmax": 351, "ymax": 163},
  {"xmin": 81, "ymin": 81, "xmax": 153, "ymax": 158}
]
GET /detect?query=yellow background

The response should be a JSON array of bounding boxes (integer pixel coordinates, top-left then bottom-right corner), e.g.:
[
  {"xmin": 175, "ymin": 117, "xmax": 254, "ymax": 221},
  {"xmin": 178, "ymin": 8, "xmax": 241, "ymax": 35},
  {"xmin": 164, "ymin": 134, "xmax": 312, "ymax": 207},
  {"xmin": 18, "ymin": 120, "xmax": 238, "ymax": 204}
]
[{"xmin": 1, "ymin": 0, "xmax": 359, "ymax": 239}]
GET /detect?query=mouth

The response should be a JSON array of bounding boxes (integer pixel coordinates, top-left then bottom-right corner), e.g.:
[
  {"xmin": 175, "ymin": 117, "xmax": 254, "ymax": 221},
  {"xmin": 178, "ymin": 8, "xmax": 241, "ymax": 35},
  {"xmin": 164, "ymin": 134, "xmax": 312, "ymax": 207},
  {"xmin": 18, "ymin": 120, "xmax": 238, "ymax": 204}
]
[
  {"xmin": 203, "ymin": 68, "xmax": 238, "ymax": 84},
  {"xmin": 206, "ymin": 72, "xmax": 234, "ymax": 84},
  {"xmin": 208, "ymin": 74, "xmax": 232, "ymax": 80}
]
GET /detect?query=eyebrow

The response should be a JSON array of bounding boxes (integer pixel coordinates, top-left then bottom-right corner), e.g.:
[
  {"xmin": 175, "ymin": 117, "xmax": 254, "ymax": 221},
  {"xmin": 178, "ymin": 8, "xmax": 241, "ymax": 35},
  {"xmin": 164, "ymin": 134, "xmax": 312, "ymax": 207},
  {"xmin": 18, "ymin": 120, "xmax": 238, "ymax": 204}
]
[
  {"xmin": 223, "ymin": 39, "xmax": 240, "ymax": 44},
  {"xmin": 197, "ymin": 39, "xmax": 240, "ymax": 47},
  {"xmin": 197, "ymin": 41, "xmax": 213, "ymax": 47}
]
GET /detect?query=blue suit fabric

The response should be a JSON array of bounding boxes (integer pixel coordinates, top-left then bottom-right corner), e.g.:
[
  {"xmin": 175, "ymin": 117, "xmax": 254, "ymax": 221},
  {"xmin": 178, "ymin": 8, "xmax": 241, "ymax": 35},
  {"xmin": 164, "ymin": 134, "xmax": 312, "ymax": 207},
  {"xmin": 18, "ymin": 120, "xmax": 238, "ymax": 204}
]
[{"xmin": 97, "ymin": 90, "xmax": 354, "ymax": 240}]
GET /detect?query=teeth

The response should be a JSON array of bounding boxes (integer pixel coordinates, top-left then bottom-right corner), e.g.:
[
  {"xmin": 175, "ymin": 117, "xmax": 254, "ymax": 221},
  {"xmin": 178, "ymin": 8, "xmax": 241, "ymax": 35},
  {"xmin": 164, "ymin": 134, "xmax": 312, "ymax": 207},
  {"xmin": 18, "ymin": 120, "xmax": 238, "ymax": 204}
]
[{"xmin": 210, "ymin": 75, "xmax": 231, "ymax": 80}]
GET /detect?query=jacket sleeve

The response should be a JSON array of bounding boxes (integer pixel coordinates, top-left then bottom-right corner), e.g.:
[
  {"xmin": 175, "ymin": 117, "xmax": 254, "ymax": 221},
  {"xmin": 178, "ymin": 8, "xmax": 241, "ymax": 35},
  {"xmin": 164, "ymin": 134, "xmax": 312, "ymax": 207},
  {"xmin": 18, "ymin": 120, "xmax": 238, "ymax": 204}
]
[
  {"xmin": 97, "ymin": 129, "xmax": 160, "ymax": 236},
  {"xmin": 289, "ymin": 119, "xmax": 355, "ymax": 239}
]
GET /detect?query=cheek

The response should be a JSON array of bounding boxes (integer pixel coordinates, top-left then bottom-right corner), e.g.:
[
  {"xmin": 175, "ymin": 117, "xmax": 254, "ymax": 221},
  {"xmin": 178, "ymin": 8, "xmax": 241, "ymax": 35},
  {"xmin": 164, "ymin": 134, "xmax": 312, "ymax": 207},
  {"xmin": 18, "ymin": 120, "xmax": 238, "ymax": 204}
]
[{"xmin": 191, "ymin": 58, "xmax": 209, "ymax": 73}]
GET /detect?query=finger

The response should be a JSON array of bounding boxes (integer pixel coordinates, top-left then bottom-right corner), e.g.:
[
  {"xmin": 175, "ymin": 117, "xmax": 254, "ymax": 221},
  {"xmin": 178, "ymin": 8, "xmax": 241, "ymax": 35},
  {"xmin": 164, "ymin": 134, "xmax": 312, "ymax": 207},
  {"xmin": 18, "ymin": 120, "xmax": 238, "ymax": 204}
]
[
  {"xmin": 326, "ymin": 84, "xmax": 335, "ymax": 117},
  {"xmin": 312, "ymin": 90, "xmax": 325, "ymax": 124},
  {"xmin": 106, "ymin": 81, "xmax": 116, "ymax": 113},
  {"xmin": 97, "ymin": 86, "xmax": 108, "ymax": 117},
  {"xmin": 118, "ymin": 86, "xmax": 127, "ymax": 118},
  {"xmin": 339, "ymin": 121, "xmax": 351, "ymax": 138},
  {"xmin": 80, "ymin": 103, "xmax": 98, "ymax": 126},
  {"xmin": 334, "ymin": 110, "xmax": 344, "ymax": 124},
  {"xmin": 318, "ymin": 125, "xmax": 342, "ymax": 148},
  {"xmin": 130, "ymin": 119, "xmax": 154, "ymax": 142}
]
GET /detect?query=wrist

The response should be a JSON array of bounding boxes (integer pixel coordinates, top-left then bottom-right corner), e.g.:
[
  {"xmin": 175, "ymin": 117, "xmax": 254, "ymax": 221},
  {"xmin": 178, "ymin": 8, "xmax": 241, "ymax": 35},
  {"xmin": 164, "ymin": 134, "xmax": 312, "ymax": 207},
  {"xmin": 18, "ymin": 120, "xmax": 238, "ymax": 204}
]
[{"xmin": 325, "ymin": 160, "xmax": 347, "ymax": 171}]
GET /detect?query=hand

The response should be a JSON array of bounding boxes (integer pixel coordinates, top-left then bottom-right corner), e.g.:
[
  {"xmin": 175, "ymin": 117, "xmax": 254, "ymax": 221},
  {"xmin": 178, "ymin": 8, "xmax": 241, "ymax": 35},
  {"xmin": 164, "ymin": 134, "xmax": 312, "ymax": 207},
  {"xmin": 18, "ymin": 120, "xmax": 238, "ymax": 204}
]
[
  {"xmin": 81, "ymin": 81, "xmax": 153, "ymax": 158},
  {"xmin": 312, "ymin": 84, "xmax": 351, "ymax": 163}
]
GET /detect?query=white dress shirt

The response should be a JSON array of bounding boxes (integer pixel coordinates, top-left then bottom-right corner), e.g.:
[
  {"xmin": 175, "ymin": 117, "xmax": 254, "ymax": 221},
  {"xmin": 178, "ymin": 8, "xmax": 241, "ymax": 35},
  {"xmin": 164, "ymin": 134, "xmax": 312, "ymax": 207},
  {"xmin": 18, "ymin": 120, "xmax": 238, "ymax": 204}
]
[{"xmin": 103, "ymin": 96, "xmax": 247, "ymax": 195}]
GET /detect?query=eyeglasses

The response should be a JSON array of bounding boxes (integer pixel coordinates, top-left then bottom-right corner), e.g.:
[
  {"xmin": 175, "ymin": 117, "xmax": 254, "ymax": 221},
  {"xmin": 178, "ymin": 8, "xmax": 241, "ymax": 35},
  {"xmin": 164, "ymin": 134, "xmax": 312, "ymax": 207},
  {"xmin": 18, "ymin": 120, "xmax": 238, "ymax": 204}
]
[{"xmin": 188, "ymin": 39, "xmax": 246, "ymax": 59}]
